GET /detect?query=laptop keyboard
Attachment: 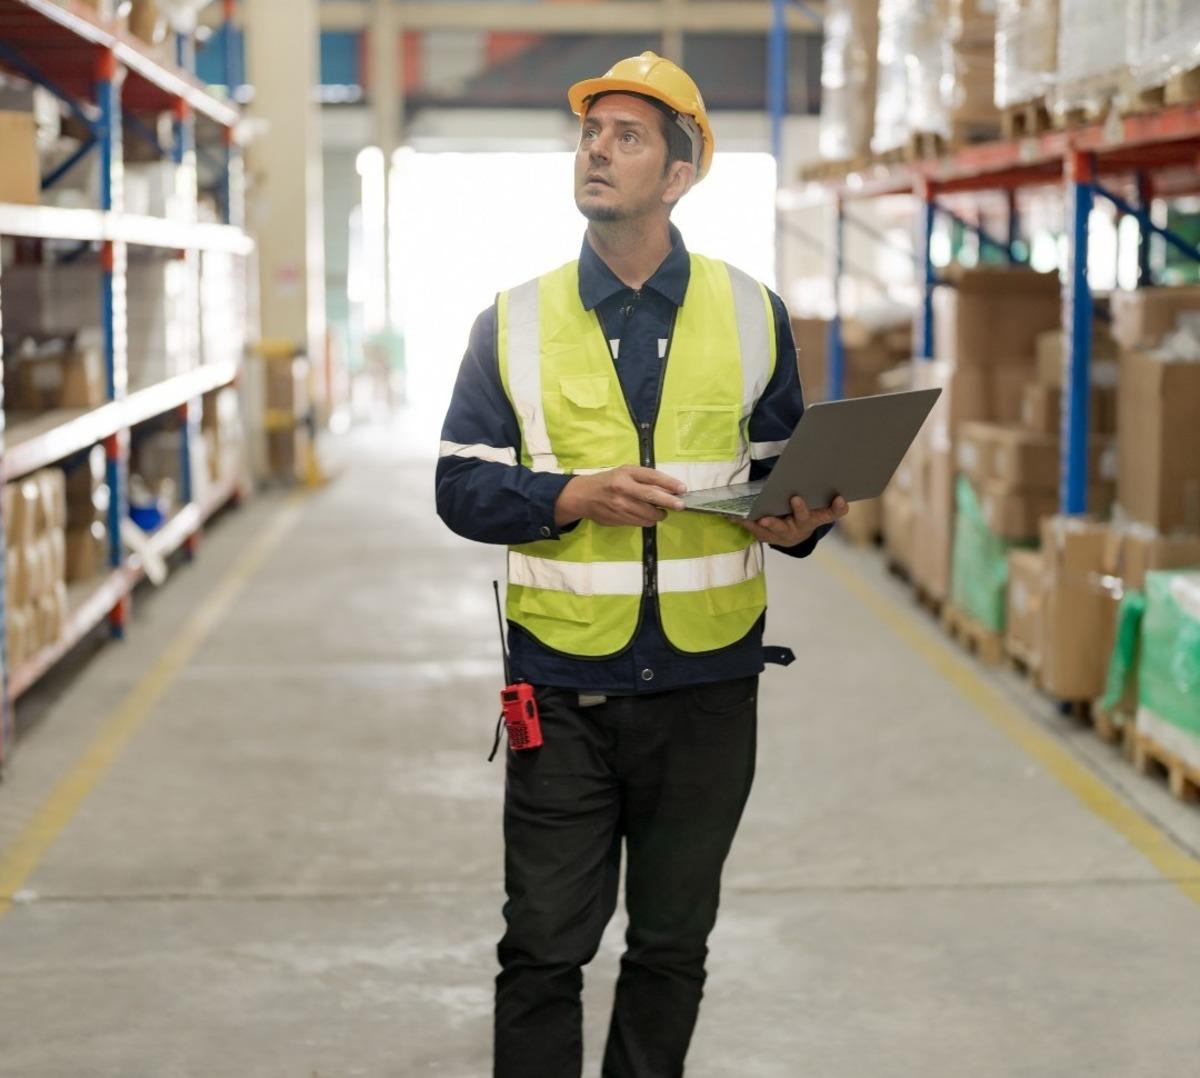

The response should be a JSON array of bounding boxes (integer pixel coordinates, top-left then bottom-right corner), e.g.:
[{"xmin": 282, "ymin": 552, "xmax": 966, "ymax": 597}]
[{"xmin": 697, "ymin": 494, "xmax": 758, "ymax": 514}]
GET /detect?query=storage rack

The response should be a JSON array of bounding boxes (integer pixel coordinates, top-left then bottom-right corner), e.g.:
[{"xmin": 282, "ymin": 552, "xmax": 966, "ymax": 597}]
[
  {"xmin": 803, "ymin": 100, "xmax": 1200, "ymax": 517},
  {"xmin": 0, "ymin": 0, "xmax": 251, "ymax": 771}
]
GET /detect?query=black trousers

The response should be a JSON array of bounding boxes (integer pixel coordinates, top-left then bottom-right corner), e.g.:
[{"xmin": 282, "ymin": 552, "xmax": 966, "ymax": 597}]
[{"xmin": 494, "ymin": 676, "xmax": 759, "ymax": 1078}]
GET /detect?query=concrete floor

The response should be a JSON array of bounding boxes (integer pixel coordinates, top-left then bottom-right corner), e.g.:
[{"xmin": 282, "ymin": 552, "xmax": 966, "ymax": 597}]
[{"xmin": 1, "ymin": 422, "xmax": 1198, "ymax": 1077}]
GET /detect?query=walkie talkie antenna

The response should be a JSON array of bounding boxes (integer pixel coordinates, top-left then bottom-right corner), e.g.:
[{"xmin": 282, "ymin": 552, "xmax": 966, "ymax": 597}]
[{"xmin": 493, "ymin": 580, "xmax": 511, "ymax": 684}]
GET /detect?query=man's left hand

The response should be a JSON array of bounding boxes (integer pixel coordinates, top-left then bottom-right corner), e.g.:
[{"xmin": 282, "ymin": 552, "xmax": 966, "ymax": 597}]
[{"xmin": 739, "ymin": 495, "xmax": 849, "ymax": 548}]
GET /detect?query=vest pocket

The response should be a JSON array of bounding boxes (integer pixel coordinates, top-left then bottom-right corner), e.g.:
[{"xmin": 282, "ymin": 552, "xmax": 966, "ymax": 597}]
[
  {"xmin": 518, "ymin": 585, "xmax": 595, "ymax": 625},
  {"xmin": 559, "ymin": 374, "xmax": 611, "ymax": 409},
  {"xmin": 673, "ymin": 405, "xmax": 740, "ymax": 459}
]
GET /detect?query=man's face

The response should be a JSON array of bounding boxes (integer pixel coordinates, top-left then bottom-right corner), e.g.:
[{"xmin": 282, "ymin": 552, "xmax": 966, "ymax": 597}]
[{"xmin": 574, "ymin": 94, "xmax": 675, "ymax": 223}]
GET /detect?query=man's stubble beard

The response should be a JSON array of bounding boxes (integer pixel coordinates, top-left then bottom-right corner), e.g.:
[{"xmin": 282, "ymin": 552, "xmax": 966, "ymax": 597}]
[{"xmin": 577, "ymin": 198, "xmax": 623, "ymax": 223}]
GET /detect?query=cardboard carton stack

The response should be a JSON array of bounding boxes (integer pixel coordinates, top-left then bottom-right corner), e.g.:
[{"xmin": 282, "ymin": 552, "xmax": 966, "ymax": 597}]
[
  {"xmin": 265, "ymin": 354, "xmax": 313, "ymax": 481},
  {"xmin": 202, "ymin": 387, "xmax": 247, "ymax": 496},
  {"xmin": 5, "ymin": 339, "xmax": 107, "ymax": 413},
  {"xmin": 0, "ymin": 110, "xmax": 40, "ymax": 204},
  {"xmin": 3, "ymin": 470, "xmax": 69, "ymax": 667},
  {"xmin": 904, "ymin": 266, "xmax": 1062, "ymax": 604},
  {"xmin": 790, "ymin": 315, "xmax": 911, "ymax": 404},
  {"xmin": 64, "ymin": 445, "xmax": 111, "ymax": 584}
]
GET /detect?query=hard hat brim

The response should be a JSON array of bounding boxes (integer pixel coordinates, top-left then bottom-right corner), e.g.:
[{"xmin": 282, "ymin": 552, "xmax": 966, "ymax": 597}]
[{"xmin": 567, "ymin": 76, "xmax": 714, "ymax": 180}]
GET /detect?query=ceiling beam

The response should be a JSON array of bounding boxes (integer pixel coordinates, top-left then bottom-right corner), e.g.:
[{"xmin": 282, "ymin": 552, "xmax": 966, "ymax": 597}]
[{"xmin": 306, "ymin": 2, "xmax": 822, "ymax": 34}]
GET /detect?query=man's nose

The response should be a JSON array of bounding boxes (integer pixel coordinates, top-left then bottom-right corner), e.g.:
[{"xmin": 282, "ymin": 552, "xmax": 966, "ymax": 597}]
[{"xmin": 588, "ymin": 132, "xmax": 612, "ymax": 162}]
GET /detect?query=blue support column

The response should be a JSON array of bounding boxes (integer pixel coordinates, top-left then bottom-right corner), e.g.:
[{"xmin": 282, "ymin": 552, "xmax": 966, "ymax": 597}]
[
  {"xmin": 768, "ymin": 0, "xmax": 787, "ymax": 164},
  {"xmin": 916, "ymin": 183, "xmax": 936, "ymax": 360},
  {"xmin": 827, "ymin": 195, "xmax": 845, "ymax": 400},
  {"xmin": 1062, "ymin": 151, "xmax": 1094, "ymax": 517},
  {"xmin": 1007, "ymin": 189, "xmax": 1020, "ymax": 261},
  {"xmin": 97, "ymin": 48, "xmax": 129, "ymax": 637}
]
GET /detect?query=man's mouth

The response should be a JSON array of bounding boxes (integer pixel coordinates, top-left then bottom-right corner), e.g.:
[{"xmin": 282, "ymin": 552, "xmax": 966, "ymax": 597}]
[{"xmin": 585, "ymin": 175, "xmax": 612, "ymax": 187}]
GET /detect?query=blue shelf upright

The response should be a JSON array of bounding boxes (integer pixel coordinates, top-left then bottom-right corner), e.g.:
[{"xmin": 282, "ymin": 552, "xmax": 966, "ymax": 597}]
[{"xmin": 1062, "ymin": 150, "xmax": 1095, "ymax": 517}]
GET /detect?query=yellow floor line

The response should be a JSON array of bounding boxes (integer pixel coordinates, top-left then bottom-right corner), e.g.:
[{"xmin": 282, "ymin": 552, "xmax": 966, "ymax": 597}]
[
  {"xmin": 815, "ymin": 544, "xmax": 1200, "ymax": 906},
  {"xmin": 0, "ymin": 493, "xmax": 309, "ymax": 921}
]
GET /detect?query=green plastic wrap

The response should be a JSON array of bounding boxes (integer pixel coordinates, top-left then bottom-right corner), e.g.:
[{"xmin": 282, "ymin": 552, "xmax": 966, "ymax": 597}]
[
  {"xmin": 950, "ymin": 476, "xmax": 1031, "ymax": 631},
  {"xmin": 1138, "ymin": 571, "xmax": 1200, "ymax": 745},
  {"xmin": 1100, "ymin": 589, "xmax": 1145, "ymax": 721}
]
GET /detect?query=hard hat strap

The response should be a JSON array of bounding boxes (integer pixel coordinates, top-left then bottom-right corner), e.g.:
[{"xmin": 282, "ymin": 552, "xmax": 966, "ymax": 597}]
[{"xmin": 673, "ymin": 112, "xmax": 703, "ymax": 172}]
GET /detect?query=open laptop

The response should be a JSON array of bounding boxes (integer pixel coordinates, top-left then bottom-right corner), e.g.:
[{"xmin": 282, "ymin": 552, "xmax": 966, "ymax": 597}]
[{"xmin": 681, "ymin": 388, "xmax": 942, "ymax": 519}]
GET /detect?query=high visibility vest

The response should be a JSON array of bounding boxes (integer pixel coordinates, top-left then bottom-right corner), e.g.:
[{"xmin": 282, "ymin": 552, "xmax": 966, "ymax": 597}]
[{"xmin": 495, "ymin": 253, "xmax": 779, "ymax": 657}]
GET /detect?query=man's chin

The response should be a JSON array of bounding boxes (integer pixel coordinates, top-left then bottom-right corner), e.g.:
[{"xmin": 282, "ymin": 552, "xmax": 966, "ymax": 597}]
[{"xmin": 576, "ymin": 196, "xmax": 622, "ymax": 223}]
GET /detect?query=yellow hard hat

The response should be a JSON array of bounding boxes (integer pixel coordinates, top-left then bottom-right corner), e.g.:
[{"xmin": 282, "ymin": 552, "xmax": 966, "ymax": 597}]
[{"xmin": 568, "ymin": 51, "xmax": 715, "ymax": 181}]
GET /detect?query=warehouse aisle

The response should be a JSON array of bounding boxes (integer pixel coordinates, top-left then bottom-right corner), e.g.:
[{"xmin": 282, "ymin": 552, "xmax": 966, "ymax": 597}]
[{"xmin": 0, "ymin": 423, "xmax": 1199, "ymax": 1078}]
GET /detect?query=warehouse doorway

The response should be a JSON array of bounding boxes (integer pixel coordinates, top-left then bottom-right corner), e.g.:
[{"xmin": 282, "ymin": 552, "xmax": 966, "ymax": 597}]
[{"xmin": 388, "ymin": 149, "xmax": 778, "ymax": 442}]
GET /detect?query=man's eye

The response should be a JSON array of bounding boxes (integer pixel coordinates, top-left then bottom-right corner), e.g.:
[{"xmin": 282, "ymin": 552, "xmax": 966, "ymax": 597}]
[
  {"xmin": 621, "ymin": 132, "xmax": 637, "ymax": 144},
  {"xmin": 582, "ymin": 129, "xmax": 597, "ymax": 140}
]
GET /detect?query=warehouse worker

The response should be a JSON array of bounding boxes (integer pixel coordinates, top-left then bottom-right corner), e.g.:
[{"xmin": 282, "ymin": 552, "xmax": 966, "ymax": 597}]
[{"xmin": 436, "ymin": 51, "xmax": 847, "ymax": 1078}]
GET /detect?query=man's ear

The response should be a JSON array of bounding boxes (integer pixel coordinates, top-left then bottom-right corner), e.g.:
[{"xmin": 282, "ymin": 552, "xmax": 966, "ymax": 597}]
[{"xmin": 662, "ymin": 161, "xmax": 697, "ymax": 207}]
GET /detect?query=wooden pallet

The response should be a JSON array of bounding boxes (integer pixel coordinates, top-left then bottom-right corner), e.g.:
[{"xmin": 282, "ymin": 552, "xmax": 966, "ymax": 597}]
[
  {"xmin": 941, "ymin": 605, "xmax": 1004, "ymax": 665},
  {"xmin": 1124, "ymin": 65, "xmax": 1200, "ymax": 115},
  {"xmin": 1092, "ymin": 706, "xmax": 1138, "ymax": 761},
  {"xmin": 914, "ymin": 583, "xmax": 944, "ymax": 620},
  {"xmin": 905, "ymin": 130, "xmax": 947, "ymax": 162},
  {"xmin": 1000, "ymin": 98, "xmax": 1053, "ymax": 140},
  {"xmin": 1164, "ymin": 65, "xmax": 1200, "ymax": 107},
  {"xmin": 1133, "ymin": 732, "xmax": 1200, "ymax": 803},
  {"xmin": 1004, "ymin": 639, "xmax": 1039, "ymax": 682}
]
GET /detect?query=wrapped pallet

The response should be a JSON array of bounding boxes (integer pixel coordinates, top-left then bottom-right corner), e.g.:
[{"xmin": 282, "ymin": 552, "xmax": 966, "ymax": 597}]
[
  {"xmin": 818, "ymin": 0, "xmax": 879, "ymax": 161},
  {"xmin": 995, "ymin": 0, "xmax": 1059, "ymax": 109},
  {"xmin": 951, "ymin": 476, "xmax": 1033, "ymax": 632},
  {"xmin": 1127, "ymin": 0, "xmax": 1200, "ymax": 98},
  {"xmin": 873, "ymin": 0, "xmax": 947, "ymax": 153},
  {"xmin": 1054, "ymin": 0, "xmax": 1129, "ymax": 120},
  {"xmin": 1136, "ymin": 571, "xmax": 1200, "ymax": 779}
]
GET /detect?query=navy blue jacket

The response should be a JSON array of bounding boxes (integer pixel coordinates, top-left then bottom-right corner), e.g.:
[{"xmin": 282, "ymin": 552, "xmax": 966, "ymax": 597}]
[{"xmin": 436, "ymin": 226, "xmax": 829, "ymax": 694}]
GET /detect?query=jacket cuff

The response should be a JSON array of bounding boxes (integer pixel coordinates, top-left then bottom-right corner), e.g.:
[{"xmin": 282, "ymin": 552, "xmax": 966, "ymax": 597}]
[{"xmin": 527, "ymin": 472, "xmax": 576, "ymax": 541}]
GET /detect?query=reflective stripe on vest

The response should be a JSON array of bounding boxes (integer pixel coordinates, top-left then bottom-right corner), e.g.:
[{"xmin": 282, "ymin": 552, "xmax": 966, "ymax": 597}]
[{"xmin": 497, "ymin": 254, "xmax": 777, "ymax": 657}]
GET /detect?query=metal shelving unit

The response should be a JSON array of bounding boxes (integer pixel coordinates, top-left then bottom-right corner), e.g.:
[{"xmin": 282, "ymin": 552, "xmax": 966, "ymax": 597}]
[
  {"xmin": 0, "ymin": 0, "xmax": 252, "ymax": 769},
  {"xmin": 805, "ymin": 99, "xmax": 1200, "ymax": 515}
]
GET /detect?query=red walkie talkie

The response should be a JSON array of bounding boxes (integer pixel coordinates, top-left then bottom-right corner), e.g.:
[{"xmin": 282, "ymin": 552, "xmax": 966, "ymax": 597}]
[{"xmin": 488, "ymin": 580, "xmax": 543, "ymax": 761}]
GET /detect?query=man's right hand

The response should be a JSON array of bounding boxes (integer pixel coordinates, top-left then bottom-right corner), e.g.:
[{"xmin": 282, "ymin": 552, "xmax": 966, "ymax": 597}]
[{"xmin": 554, "ymin": 466, "xmax": 688, "ymax": 528}]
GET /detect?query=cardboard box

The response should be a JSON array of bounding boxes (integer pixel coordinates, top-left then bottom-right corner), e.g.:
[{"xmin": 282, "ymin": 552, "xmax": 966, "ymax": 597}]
[
  {"xmin": 6, "ymin": 605, "xmax": 32, "ymax": 668},
  {"xmin": 977, "ymin": 481, "xmax": 1057, "ymax": 540},
  {"xmin": 65, "ymin": 444, "xmax": 109, "ymax": 512},
  {"xmin": 955, "ymin": 423, "xmax": 1116, "ymax": 491},
  {"xmin": 911, "ymin": 445, "xmax": 955, "ymax": 601},
  {"xmin": 1034, "ymin": 328, "xmax": 1119, "ymax": 388},
  {"xmin": 1103, "ymin": 527, "xmax": 1200, "ymax": 592},
  {"xmin": 1040, "ymin": 517, "xmax": 1115, "ymax": 699},
  {"xmin": 60, "ymin": 346, "xmax": 106, "ymax": 408},
  {"xmin": 8, "ymin": 546, "xmax": 30, "ymax": 608},
  {"xmin": 1020, "ymin": 382, "xmax": 1119, "ymax": 437},
  {"xmin": 5, "ymin": 478, "xmax": 41, "ymax": 549},
  {"xmin": 1111, "ymin": 286, "xmax": 1200, "ymax": 350},
  {"xmin": 882, "ymin": 486, "xmax": 915, "ymax": 573},
  {"xmin": 838, "ymin": 497, "xmax": 882, "ymax": 545},
  {"xmin": 1116, "ymin": 351, "xmax": 1200, "ymax": 533},
  {"xmin": 0, "ymin": 111, "xmax": 40, "ymax": 204},
  {"xmin": 65, "ymin": 522, "xmax": 109, "ymax": 583},
  {"xmin": 266, "ymin": 356, "xmax": 311, "ymax": 416},
  {"xmin": 932, "ymin": 268, "xmax": 1061, "ymax": 368},
  {"xmin": 34, "ymin": 469, "xmax": 67, "ymax": 534},
  {"xmin": 1005, "ymin": 547, "xmax": 1044, "ymax": 669}
]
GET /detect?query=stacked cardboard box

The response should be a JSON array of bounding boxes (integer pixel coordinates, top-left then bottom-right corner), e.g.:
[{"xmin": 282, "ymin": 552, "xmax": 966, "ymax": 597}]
[
  {"xmin": 1116, "ymin": 349, "xmax": 1200, "ymax": 535},
  {"xmin": 3, "ymin": 470, "xmax": 69, "ymax": 667},
  {"xmin": 5, "ymin": 341, "xmax": 107, "ymax": 413},
  {"xmin": 949, "ymin": 0, "xmax": 1002, "ymax": 140},
  {"xmin": 790, "ymin": 315, "xmax": 910, "ymax": 404},
  {"xmin": 64, "ymin": 446, "xmax": 111, "ymax": 583},
  {"xmin": 955, "ymin": 421, "xmax": 1115, "ymax": 540},
  {"xmin": 202, "ymin": 387, "xmax": 247, "ymax": 494},
  {"xmin": 265, "ymin": 355, "xmax": 313, "ymax": 481},
  {"xmin": 0, "ymin": 110, "xmax": 40, "ymax": 204},
  {"xmin": 903, "ymin": 267, "xmax": 1062, "ymax": 603},
  {"xmin": 818, "ymin": 0, "xmax": 879, "ymax": 162}
]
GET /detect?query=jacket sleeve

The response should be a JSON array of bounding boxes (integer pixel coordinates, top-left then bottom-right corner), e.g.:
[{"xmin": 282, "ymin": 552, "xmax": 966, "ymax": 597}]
[
  {"xmin": 748, "ymin": 291, "xmax": 833, "ymax": 559},
  {"xmin": 435, "ymin": 305, "xmax": 574, "ymax": 545}
]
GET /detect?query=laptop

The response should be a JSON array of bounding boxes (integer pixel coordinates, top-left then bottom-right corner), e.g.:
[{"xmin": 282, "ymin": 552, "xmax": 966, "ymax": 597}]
[{"xmin": 680, "ymin": 388, "xmax": 942, "ymax": 520}]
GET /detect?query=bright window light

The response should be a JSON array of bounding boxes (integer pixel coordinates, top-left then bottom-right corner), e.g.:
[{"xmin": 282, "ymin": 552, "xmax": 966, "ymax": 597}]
[
  {"xmin": 1116, "ymin": 214, "xmax": 1140, "ymax": 291},
  {"xmin": 356, "ymin": 145, "xmax": 387, "ymax": 333},
  {"xmin": 389, "ymin": 151, "xmax": 778, "ymax": 439}
]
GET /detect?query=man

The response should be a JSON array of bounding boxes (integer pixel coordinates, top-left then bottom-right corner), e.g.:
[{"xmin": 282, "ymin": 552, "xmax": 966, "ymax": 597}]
[{"xmin": 436, "ymin": 52, "xmax": 848, "ymax": 1078}]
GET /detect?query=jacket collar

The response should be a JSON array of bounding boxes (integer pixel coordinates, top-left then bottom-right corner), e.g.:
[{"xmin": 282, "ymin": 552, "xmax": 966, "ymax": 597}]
[{"xmin": 578, "ymin": 224, "xmax": 690, "ymax": 311}]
